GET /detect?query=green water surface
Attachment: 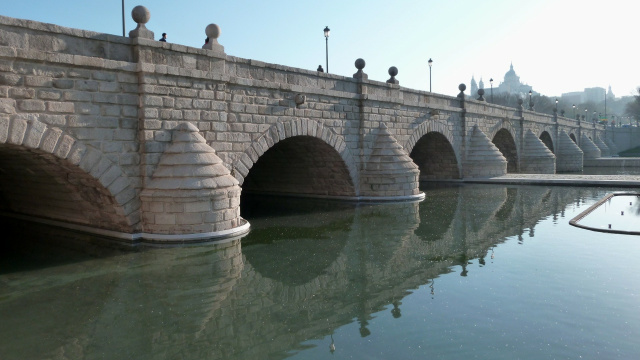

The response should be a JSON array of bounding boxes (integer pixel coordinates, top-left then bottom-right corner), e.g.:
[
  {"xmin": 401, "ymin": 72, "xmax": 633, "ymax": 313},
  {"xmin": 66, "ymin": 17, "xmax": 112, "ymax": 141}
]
[{"xmin": 1, "ymin": 184, "xmax": 639, "ymax": 360}]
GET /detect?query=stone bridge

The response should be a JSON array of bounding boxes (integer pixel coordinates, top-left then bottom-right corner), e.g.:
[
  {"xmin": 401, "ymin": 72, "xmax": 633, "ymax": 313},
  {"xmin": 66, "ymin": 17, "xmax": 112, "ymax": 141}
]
[{"xmin": 0, "ymin": 7, "xmax": 633, "ymax": 243}]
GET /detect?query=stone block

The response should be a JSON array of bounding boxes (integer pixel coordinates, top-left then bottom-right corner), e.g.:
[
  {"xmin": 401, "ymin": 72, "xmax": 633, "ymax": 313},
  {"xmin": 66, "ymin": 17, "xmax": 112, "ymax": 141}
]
[
  {"xmin": 118, "ymin": 94, "xmax": 138, "ymax": 105},
  {"xmin": 0, "ymin": 74, "xmax": 22, "ymax": 86},
  {"xmin": 176, "ymin": 213, "xmax": 203, "ymax": 225},
  {"xmin": 114, "ymin": 187, "xmax": 136, "ymax": 205},
  {"xmin": 165, "ymin": 202, "xmax": 185, "ymax": 213},
  {"xmin": 8, "ymin": 118, "xmax": 27, "ymax": 145},
  {"xmin": 23, "ymin": 119, "xmax": 46, "ymax": 148},
  {"xmin": 93, "ymin": 92, "xmax": 117, "ymax": 103},
  {"xmin": 47, "ymin": 101, "xmax": 74, "ymax": 113},
  {"xmin": 0, "ymin": 98, "xmax": 16, "ymax": 114},
  {"xmin": 122, "ymin": 106, "xmax": 137, "ymax": 117},
  {"xmin": 92, "ymin": 71, "xmax": 116, "ymax": 81},
  {"xmin": 18, "ymin": 99, "xmax": 45, "ymax": 111},
  {"xmin": 149, "ymin": 201, "xmax": 164, "ymax": 212},
  {"xmin": 37, "ymin": 90, "xmax": 61, "ymax": 100},
  {"xmin": 75, "ymin": 80, "xmax": 99, "ymax": 92},
  {"xmin": 185, "ymin": 200, "xmax": 211, "ymax": 213},
  {"xmin": 143, "ymin": 95, "xmax": 163, "ymax": 107},
  {"xmin": 155, "ymin": 214, "xmax": 176, "ymax": 225},
  {"xmin": 99, "ymin": 82, "xmax": 119, "ymax": 92}
]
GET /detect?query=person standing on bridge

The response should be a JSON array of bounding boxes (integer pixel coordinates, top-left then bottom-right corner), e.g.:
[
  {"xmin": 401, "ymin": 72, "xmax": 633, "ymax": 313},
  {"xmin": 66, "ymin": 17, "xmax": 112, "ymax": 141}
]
[
  {"xmin": 317, "ymin": 65, "xmax": 324, "ymax": 72},
  {"xmin": 159, "ymin": 33, "xmax": 167, "ymax": 42}
]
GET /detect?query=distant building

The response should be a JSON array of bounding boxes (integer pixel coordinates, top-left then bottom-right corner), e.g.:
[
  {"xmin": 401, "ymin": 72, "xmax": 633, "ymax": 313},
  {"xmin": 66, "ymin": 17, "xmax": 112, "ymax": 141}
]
[
  {"xmin": 561, "ymin": 91, "xmax": 583, "ymax": 105},
  {"xmin": 561, "ymin": 86, "xmax": 615, "ymax": 104},
  {"xmin": 495, "ymin": 63, "xmax": 534, "ymax": 96},
  {"xmin": 584, "ymin": 87, "xmax": 606, "ymax": 103},
  {"xmin": 470, "ymin": 76, "xmax": 478, "ymax": 96},
  {"xmin": 469, "ymin": 63, "xmax": 535, "ymax": 99}
]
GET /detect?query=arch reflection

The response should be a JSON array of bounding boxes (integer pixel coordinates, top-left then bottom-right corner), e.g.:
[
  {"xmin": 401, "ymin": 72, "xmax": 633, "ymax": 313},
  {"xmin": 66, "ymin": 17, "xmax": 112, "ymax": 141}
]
[{"xmin": 0, "ymin": 185, "xmax": 602, "ymax": 360}]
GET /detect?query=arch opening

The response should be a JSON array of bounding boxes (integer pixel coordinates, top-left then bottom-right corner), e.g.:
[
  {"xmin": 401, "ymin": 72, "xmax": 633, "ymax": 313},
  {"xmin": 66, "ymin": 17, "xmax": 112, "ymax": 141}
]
[
  {"xmin": 492, "ymin": 129, "xmax": 518, "ymax": 173},
  {"xmin": 539, "ymin": 131, "xmax": 554, "ymax": 153},
  {"xmin": 409, "ymin": 132, "xmax": 460, "ymax": 180},
  {"xmin": 0, "ymin": 144, "xmax": 135, "ymax": 234},
  {"xmin": 569, "ymin": 133, "xmax": 577, "ymax": 144},
  {"xmin": 242, "ymin": 136, "xmax": 356, "ymax": 198}
]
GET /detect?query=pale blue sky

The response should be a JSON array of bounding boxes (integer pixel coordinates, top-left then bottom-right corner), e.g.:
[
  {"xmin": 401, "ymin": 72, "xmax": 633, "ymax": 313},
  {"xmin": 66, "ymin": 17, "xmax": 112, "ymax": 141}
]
[{"xmin": 2, "ymin": 0, "xmax": 638, "ymax": 98}]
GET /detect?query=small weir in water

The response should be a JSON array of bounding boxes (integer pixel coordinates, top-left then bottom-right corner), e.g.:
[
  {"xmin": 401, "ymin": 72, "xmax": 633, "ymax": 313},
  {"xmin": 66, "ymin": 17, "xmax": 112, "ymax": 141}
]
[{"xmin": 571, "ymin": 193, "xmax": 640, "ymax": 235}]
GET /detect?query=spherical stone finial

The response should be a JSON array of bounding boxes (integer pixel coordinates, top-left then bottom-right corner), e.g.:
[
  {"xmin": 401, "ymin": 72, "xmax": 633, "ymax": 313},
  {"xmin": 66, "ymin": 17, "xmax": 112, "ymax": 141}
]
[
  {"xmin": 206, "ymin": 24, "xmax": 221, "ymax": 40},
  {"xmin": 517, "ymin": 98, "xmax": 524, "ymax": 105},
  {"xmin": 458, "ymin": 83, "xmax": 466, "ymax": 92},
  {"xmin": 131, "ymin": 5, "xmax": 150, "ymax": 24},
  {"xmin": 353, "ymin": 58, "xmax": 368, "ymax": 80},
  {"xmin": 477, "ymin": 88, "xmax": 485, "ymax": 96},
  {"xmin": 388, "ymin": 66, "xmax": 398, "ymax": 77}
]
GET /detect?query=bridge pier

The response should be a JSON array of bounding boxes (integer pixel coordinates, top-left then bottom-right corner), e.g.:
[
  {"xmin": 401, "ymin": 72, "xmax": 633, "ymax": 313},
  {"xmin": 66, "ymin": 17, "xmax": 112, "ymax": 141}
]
[
  {"xmin": 139, "ymin": 123, "xmax": 248, "ymax": 242},
  {"xmin": 556, "ymin": 131, "xmax": 584, "ymax": 172},
  {"xmin": 520, "ymin": 130, "xmax": 556, "ymax": 174}
]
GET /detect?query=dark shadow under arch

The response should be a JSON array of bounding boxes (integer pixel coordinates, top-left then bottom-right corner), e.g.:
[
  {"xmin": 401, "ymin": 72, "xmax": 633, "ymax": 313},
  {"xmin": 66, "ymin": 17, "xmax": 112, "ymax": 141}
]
[
  {"xmin": 0, "ymin": 144, "xmax": 134, "ymax": 233},
  {"xmin": 540, "ymin": 131, "xmax": 554, "ymax": 153},
  {"xmin": 409, "ymin": 132, "xmax": 460, "ymax": 180},
  {"xmin": 493, "ymin": 129, "xmax": 518, "ymax": 173},
  {"xmin": 569, "ymin": 133, "xmax": 577, "ymax": 143},
  {"xmin": 242, "ymin": 136, "xmax": 356, "ymax": 197}
]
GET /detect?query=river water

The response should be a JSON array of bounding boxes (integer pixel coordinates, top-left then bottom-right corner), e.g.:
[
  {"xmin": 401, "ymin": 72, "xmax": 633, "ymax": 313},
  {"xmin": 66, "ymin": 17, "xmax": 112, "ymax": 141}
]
[{"xmin": 1, "ymin": 184, "xmax": 639, "ymax": 359}]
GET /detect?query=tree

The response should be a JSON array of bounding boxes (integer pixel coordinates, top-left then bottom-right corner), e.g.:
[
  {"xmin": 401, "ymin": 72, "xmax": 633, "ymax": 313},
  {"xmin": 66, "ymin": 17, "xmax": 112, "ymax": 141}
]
[{"xmin": 624, "ymin": 87, "xmax": 640, "ymax": 124}]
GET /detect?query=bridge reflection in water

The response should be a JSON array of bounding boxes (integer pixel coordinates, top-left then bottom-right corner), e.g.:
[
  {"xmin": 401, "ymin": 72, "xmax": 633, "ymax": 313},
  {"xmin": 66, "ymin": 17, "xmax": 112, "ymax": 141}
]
[{"xmin": 1, "ymin": 184, "xmax": 638, "ymax": 359}]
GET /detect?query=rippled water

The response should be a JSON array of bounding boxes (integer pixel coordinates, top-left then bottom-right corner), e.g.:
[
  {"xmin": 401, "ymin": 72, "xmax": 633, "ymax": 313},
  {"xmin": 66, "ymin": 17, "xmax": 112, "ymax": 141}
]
[{"xmin": 1, "ymin": 184, "xmax": 639, "ymax": 360}]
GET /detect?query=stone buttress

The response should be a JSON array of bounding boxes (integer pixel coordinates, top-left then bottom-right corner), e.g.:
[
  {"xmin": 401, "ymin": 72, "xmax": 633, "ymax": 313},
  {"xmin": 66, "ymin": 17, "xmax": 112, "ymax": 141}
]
[
  {"xmin": 594, "ymin": 136, "xmax": 610, "ymax": 157},
  {"xmin": 359, "ymin": 123, "xmax": 423, "ymax": 200},
  {"xmin": 580, "ymin": 133, "xmax": 602, "ymax": 159},
  {"xmin": 520, "ymin": 129, "xmax": 556, "ymax": 174},
  {"xmin": 556, "ymin": 131, "xmax": 584, "ymax": 172},
  {"xmin": 463, "ymin": 125, "xmax": 507, "ymax": 178},
  {"xmin": 140, "ymin": 123, "xmax": 247, "ymax": 241}
]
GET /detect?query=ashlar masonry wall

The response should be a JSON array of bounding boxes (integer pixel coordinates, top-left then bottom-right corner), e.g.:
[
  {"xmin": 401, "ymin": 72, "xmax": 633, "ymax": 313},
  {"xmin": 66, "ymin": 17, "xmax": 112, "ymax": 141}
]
[{"xmin": 0, "ymin": 10, "xmax": 621, "ymax": 242}]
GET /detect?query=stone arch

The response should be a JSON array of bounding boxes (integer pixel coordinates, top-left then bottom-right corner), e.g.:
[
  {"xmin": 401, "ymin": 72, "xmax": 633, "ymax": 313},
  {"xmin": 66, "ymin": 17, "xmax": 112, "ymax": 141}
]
[
  {"xmin": 569, "ymin": 133, "xmax": 577, "ymax": 143},
  {"xmin": 233, "ymin": 118, "xmax": 359, "ymax": 196},
  {"xmin": 405, "ymin": 120, "xmax": 459, "ymax": 158},
  {"xmin": 486, "ymin": 120, "xmax": 518, "ymax": 149},
  {"xmin": 492, "ymin": 128, "xmax": 519, "ymax": 173},
  {"xmin": 0, "ymin": 117, "xmax": 139, "ymax": 232},
  {"xmin": 539, "ymin": 131, "xmax": 554, "ymax": 153},
  {"xmin": 410, "ymin": 131, "xmax": 460, "ymax": 180}
]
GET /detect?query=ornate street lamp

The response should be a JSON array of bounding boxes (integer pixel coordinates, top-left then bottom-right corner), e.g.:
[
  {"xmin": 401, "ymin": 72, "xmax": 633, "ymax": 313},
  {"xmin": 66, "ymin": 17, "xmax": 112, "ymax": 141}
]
[
  {"xmin": 324, "ymin": 26, "xmax": 330, "ymax": 73},
  {"xmin": 428, "ymin": 58, "xmax": 433, "ymax": 92},
  {"xmin": 573, "ymin": 104, "xmax": 576, "ymax": 119},
  {"xmin": 528, "ymin": 90, "xmax": 533, "ymax": 110},
  {"xmin": 490, "ymin": 78, "xmax": 494, "ymax": 103}
]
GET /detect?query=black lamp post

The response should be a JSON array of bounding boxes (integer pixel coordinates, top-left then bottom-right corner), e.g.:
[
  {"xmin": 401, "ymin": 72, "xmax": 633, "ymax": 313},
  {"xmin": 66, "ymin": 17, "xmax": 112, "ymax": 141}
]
[
  {"xmin": 573, "ymin": 104, "xmax": 576, "ymax": 119},
  {"xmin": 604, "ymin": 89, "xmax": 607, "ymax": 120},
  {"xmin": 323, "ymin": 26, "xmax": 330, "ymax": 73},
  {"xmin": 122, "ymin": 0, "xmax": 125, "ymax": 36},
  {"xmin": 528, "ymin": 90, "xmax": 533, "ymax": 110},
  {"xmin": 428, "ymin": 58, "xmax": 433, "ymax": 92},
  {"xmin": 490, "ymin": 78, "xmax": 494, "ymax": 102},
  {"xmin": 555, "ymin": 99, "xmax": 558, "ymax": 112}
]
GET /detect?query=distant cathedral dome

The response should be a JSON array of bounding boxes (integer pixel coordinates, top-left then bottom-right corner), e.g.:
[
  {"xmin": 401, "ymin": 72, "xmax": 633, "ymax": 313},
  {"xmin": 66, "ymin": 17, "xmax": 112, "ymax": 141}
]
[
  {"xmin": 469, "ymin": 62, "xmax": 534, "ymax": 99},
  {"xmin": 505, "ymin": 63, "xmax": 516, "ymax": 78}
]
